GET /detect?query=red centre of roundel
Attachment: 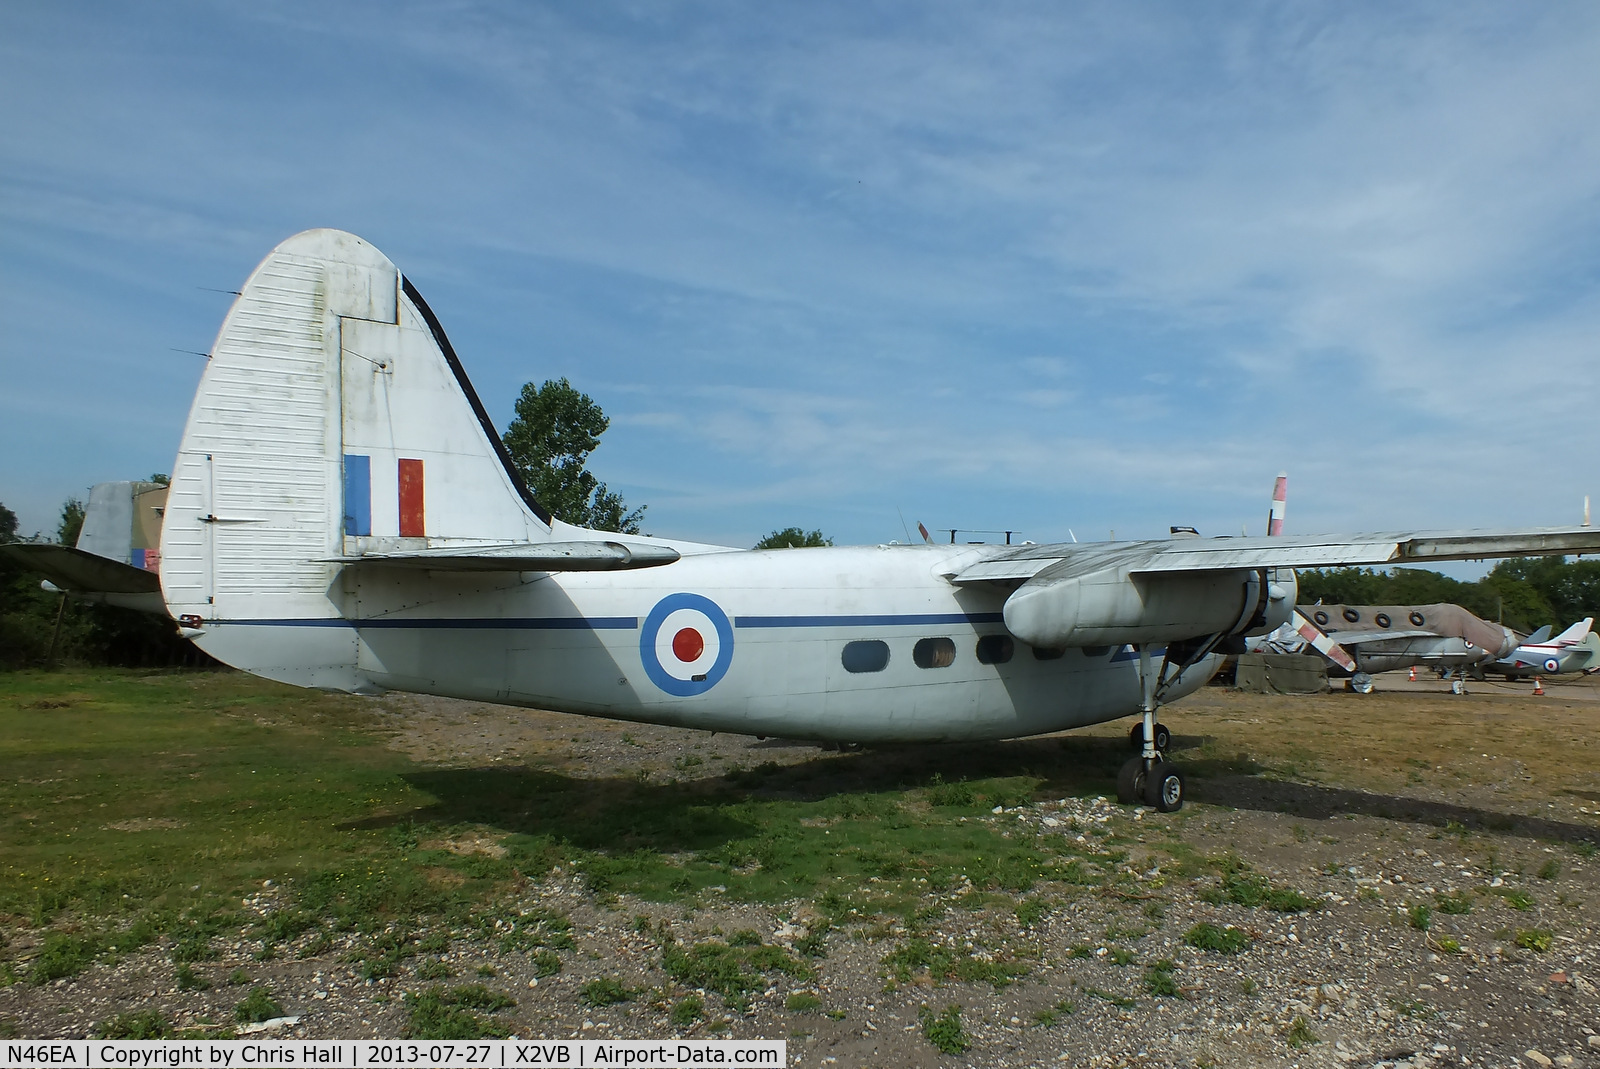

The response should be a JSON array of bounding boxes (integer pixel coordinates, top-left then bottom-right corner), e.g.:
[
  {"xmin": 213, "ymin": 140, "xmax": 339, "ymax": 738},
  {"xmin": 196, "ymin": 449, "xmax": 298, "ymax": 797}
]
[{"xmin": 672, "ymin": 627, "xmax": 705, "ymax": 663}]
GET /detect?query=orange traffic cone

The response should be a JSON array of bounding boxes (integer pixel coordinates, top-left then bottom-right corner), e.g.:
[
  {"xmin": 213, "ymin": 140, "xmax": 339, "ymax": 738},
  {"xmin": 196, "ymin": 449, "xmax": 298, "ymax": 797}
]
[
  {"xmin": 1408, "ymin": 666, "xmax": 1417, "ymax": 681},
  {"xmin": 1533, "ymin": 676, "xmax": 1545, "ymax": 696}
]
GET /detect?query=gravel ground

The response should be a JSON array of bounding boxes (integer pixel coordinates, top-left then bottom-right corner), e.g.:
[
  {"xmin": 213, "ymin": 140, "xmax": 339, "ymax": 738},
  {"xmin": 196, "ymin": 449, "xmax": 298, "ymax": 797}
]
[{"xmin": 3, "ymin": 680, "xmax": 1598, "ymax": 1068}]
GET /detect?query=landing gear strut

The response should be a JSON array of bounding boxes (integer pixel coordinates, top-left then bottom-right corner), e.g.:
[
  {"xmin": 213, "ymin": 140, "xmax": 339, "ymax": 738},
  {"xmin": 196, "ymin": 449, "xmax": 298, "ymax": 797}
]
[{"xmin": 1114, "ymin": 641, "xmax": 1210, "ymax": 813}]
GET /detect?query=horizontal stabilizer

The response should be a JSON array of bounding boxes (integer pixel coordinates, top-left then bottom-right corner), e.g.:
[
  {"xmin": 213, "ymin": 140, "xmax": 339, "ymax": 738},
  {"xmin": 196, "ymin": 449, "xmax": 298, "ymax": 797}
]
[
  {"xmin": 0, "ymin": 543, "xmax": 162, "ymax": 594},
  {"xmin": 326, "ymin": 541, "xmax": 681, "ymax": 572}
]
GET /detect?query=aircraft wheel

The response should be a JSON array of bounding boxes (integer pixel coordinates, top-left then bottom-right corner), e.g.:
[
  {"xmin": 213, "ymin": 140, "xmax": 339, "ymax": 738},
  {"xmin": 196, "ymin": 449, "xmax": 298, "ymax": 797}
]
[
  {"xmin": 1116, "ymin": 757, "xmax": 1145, "ymax": 804},
  {"xmin": 1143, "ymin": 761, "xmax": 1185, "ymax": 813},
  {"xmin": 1127, "ymin": 722, "xmax": 1172, "ymax": 752}
]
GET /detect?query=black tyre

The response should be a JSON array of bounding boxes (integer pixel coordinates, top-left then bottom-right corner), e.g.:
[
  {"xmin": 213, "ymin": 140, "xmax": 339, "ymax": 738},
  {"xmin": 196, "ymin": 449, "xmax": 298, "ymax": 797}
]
[
  {"xmin": 1128, "ymin": 722, "xmax": 1172, "ymax": 753},
  {"xmin": 1143, "ymin": 761, "xmax": 1185, "ymax": 812},
  {"xmin": 1116, "ymin": 757, "xmax": 1145, "ymax": 804}
]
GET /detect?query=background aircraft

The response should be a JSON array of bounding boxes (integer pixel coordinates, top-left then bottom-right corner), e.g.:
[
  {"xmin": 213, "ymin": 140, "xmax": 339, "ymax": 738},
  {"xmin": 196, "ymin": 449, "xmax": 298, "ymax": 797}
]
[
  {"xmin": 1480, "ymin": 618, "xmax": 1598, "ymax": 679},
  {"xmin": 1265, "ymin": 603, "xmax": 1516, "ymax": 694},
  {"xmin": 0, "ymin": 480, "xmax": 168, "ymax": 615},
  {"xmin": 141, "ymin": 230, "xmax": 1600, "ymax": 814}
]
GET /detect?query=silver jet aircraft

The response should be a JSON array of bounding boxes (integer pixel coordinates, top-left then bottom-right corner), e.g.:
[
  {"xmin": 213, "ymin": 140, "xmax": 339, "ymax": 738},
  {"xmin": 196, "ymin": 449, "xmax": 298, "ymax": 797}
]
[{"xmin": 156, "ymin": 230, "xmax": 1600, "ymax": 813}]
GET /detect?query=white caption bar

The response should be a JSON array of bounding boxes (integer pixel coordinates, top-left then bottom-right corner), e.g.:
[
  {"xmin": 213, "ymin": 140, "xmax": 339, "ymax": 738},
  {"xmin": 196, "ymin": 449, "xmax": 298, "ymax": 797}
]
[{"xmin": 3, "ymin": 1039, "xmax": 787, "ymax": 1068}]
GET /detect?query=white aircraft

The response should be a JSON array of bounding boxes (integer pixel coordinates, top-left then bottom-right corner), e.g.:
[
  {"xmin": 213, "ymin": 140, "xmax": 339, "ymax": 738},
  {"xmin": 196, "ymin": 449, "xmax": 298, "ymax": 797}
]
[
  {"xmin": 157, "ymin": 230, "xmax": 1600, "ymax": 812},
  {"xmin": 1483, "ymin": 618, "xmax": 1598, "ymax": 679}
]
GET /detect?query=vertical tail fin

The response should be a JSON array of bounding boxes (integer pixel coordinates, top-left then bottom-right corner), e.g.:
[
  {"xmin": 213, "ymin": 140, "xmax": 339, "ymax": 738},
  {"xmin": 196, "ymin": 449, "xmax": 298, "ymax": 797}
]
[
  {"xmin": 1267, "ymin": 472, "xmax": 1288, "ymax": 536},
  {"xmin": 161, "ymin": 230, "xmax": 551, "ymax": 640}
]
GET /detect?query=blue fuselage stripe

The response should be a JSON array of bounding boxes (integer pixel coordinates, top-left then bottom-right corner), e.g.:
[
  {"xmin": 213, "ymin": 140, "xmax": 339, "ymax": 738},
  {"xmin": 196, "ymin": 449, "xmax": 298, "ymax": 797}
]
[
  {"xmin": 734, "ymin": 612, "xmax": 1005, "ymax": 628},
  {"xmin": 216, "ymin": 617, "xmax": 639, "ymax": 630}
]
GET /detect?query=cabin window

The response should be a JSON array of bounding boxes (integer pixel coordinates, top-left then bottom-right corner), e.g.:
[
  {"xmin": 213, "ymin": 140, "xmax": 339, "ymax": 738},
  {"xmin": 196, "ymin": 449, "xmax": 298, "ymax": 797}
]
[
  {"xmin": 1082, "ymin": 646, "xmax": 1111, "ymax": 658},
  {"xmin": 841, "ymin": 640, "xmax": 890, "ymax": 673},
  {"xmin": 1031, "ymin": 646, "xmax": 1065, "ymax": 660},
  {"xmin": 976, "ymin": 635, "xmax": 1014, "ymax": 664},
  {"xmin": 913, "ymin": 637, "xmax": 957, "ymax": 669}
]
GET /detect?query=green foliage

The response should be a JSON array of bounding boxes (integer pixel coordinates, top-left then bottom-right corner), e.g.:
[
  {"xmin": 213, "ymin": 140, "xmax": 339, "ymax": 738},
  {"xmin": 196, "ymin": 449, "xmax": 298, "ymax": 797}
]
[
  {"xmin": 1294, "ymin": 556, "xmax": 1600, "ymax": 634},
  {"xmin": 1408, "ymin": 904, "xmax": 1433, "ymax": 931},
  {"xmin": 670, "ymin": 995, "xmax": 704, "ymax": 1026},
  {"xmin": 580, "ymin": 978, "xmax": 632, "ymax": 1006},
  {"xmin": 1435, "ymin": 891, "xmax": 1473, "ymax": 915},
  {"xmin": 1032, "ymin": 999, "xmax": 1075, "ymax": 1027},
  {"xmin": 1141, "ymin": 959, "xmax": 1181, "ymax": 997},
  {"xmin": 1515, "ymin": 928, "xmax": 1553, "ymax": 952},
  {"xmin": 1537, "ymin": 859, "xmax": 1561, "ymax": 880},
  {"xmin": 402, "ymin": 986, "xmax": 513, "ymax": 1039},
  {"xmin": 234, "ymin": 986, "xmax": 284, "ymax": 1023},
  {"xmin": 920, "ymin": 1004, "xmax": 970, "ymax": 1055},
  {"xmin": 1200, "ymin": 860, "xmax": 1316, "ymax": 913},
  {"xmin": 1015, "ymin": 896, "xmax": 1049, "ymax": 928},
  {"xmin": 1285, "ymin": 1015, "xmax": 1319, "ymax": 1049},
  {"xmin": 175, "ymin": 963, "xmax": 210, "ymax": 991},
  {"xmin": 57, "ymin": 498, "xmax": 85, "ymax": 548},
  {"xmin": 29, "ymin": 933, "xmax": 99, "ymax": 984},
  {"xmin": 784, "ymin": 992, "xmax": 823, "ymax": 1014},
  {"xmin": 532, "ymin": 950, "xmax": 562, "ymax": 977},
  {"xmin": 1183, "ymin": 923, "xmax": 1250, "ymax": 955},
  {"xmin": 1489, "ymin": 886, "xmax": 1536, "ymax": 911},
  {"xmin": 0, "ymin": 502, "xmax": 15, "ymax": 542},
  {"xmin": 96, "ymin": 1010, "xmax": 174, "ymax": 1039},
  {"xmin": 754, "ymin": 528, "xmax": 833, "ymax": 550},
  {"xmin": 882, "ymin": 937, "xmax": 1027, "ymax": 988},
  {"xmin": 663, "ymin": 938, "xmax": 810, "ymax": 1009},
  {"xmin": 501, "ymin": 378, "xmax": 642, "ymax": 532}
]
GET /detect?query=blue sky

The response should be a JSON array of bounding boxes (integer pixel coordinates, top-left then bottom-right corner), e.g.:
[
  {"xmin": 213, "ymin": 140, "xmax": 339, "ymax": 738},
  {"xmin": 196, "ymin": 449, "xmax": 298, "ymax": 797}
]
[{"xmin": 4, "ymin": 3, "xmax": 1599, "ymax": 552}]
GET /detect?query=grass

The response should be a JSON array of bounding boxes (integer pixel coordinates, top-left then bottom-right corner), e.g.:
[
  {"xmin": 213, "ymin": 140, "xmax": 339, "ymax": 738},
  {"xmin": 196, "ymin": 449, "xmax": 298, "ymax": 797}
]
[
  {"xmin": 1183, "ymin": 922, "xmax": 1249, "ymax": 955},
  {"xmin": 1198, "ymin": 856, "xmax": 1316, "ymax": 913},
  {"xmin": 1487, "ymin": 887, "xmax": 1536, "ymax": 911},
  {"xmin": 882, "ymin": 936, "xmax": 1029, "ymax": 988},
  {"xmin": 1141, "ymin": 959, "xmax": 1181, "ymax": 997},
  {"xmin": 234, "ymin": 986, "xmax": 284, "ymax": 1023},
  {"xmin": 0, "ymin": 669, "xmax": 1138, "ymax": 969},
  {"xmin": 670, "ymin": 995, "xmax": 704, "ymax": 1027},
  {"xmin": 579, "ymin": 978, "xmax": 632, "ymax": 1006},
  {"xmin": 1435, "ymin": 891, "xmax": 1473, "ymax": 915},
  {"xmin": 1032, "ymin": 999, "xmax": 1076, "ymax": 1027},
  {"xmin": 1285, "ymin": 1015, "xmax": 1318, "ymax": 1048},
  {"xmin": 96, "ymin": 1010, "xmax": 174, "ymax": 1039},
  {"xmin": 402, "ymin": 985, "xmax": 514, "ymax": 1039},
  {"xmin": 1408, "ymin": 904, "xmax": 1433, "ymax": 931},
  {"xmin": 1515, "ymin": 928, "xmax": 1553, "ymax": 952},
  {"xmin": 785, "ymin": 992, "xmax": 823, "ymax": 1014},
  {"xmin": 663, "ymin": 937, "xmax": 810, "ymax": 1010},
  {"xmin": 920, "ymin": 1004, "xmax": 970, "ymax": 1055}
]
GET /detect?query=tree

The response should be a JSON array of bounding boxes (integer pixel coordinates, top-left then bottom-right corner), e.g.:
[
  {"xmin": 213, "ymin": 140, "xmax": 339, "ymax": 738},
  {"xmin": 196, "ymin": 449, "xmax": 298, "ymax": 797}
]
[
  {"xmin": 0, "ymin": 501, "xmax": 15, "ymax": 543},
  {"xmin": 57, "ymin": 497, "xmax": 85, "ymax": 547},
  {"xmin": 755, "ymin": 527, "xmax": 833, "ymax": 549},
  {"xmin": 501, "ymin": 378, "xmax": 644, "ymax": 533}
]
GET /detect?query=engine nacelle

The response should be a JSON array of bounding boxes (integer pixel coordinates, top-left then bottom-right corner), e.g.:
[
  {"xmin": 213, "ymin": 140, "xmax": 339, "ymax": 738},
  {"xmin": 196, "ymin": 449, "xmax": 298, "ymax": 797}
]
[{"xmin": 1004, "ymin": 562, "xmax": 1297, "ymax": 649}]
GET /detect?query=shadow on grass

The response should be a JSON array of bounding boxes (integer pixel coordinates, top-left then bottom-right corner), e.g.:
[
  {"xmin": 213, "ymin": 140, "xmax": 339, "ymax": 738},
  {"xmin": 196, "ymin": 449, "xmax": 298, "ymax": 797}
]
[
  {"xmin": 1189, "ymin": 776, "xmax": 1600, "ymax": 845},
  {"xmin": 348, "ymin": 730, "xmax": 1599, "ymax": 856}
]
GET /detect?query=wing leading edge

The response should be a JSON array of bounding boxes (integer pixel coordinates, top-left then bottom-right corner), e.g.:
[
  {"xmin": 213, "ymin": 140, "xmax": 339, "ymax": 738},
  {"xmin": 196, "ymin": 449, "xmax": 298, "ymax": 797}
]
[{"xmin": 952, "ymin": 526, "xmax": 1600, "ymax": 585}]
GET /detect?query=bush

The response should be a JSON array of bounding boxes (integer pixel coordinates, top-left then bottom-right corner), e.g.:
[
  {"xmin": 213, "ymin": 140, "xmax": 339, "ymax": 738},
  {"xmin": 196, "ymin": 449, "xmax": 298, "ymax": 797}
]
[
  {"xmin": 1408, "ymin": 904, "xmax": 1433, "ymax": 931},
  {"xmin": 1141, "ymin": 960, "xmax": 1181, "ymax": 998}
]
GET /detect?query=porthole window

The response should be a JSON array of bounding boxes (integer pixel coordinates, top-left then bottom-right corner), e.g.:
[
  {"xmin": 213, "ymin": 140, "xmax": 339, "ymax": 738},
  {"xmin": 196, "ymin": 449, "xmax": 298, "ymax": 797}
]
[
  {"xmin": 841, "ymin": 640, "xmax": 890, "ymax": 673},
  {"xmin": 1031, "ymin": 646, "xmax": 1065, "ymax": 661},
  {"xmin": 1374, "ymin": 612, "xmax": 1392, "ymax": 628},
  {"xmin": 913, "ymin": 637, "xmax": 957, "ymax": 669},
  {"xmin": 976, "ymin": 635, "xmax": 1014, "ymax": 664},
  {"xmin": 1342, "ymin": 608, "xmax": 1360, "ymax": 623}
]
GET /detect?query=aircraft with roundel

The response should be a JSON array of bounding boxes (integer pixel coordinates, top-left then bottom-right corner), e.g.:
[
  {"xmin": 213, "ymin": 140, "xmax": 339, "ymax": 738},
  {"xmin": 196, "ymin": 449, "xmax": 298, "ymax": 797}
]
[{"xmin": 146, "ymin": 230, "xmax": 1600, "ymax": 812}]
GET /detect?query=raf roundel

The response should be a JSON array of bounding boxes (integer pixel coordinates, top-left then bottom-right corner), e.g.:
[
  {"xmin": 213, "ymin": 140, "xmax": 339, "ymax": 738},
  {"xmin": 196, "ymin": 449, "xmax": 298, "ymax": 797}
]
[
  {"xmin": 640, "ymin": 593, "xmax": 734, "ymax": 697},
  {"xmin": 1544, "ymin": 657, "xmax": 1560, "ymax": 673}
]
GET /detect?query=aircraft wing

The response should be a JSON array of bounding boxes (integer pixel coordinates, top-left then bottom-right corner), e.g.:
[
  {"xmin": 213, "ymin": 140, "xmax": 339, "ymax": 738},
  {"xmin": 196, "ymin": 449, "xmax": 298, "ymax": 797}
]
[
  {"xmin": 951, "ymin": 526, "xmax": 1600, "ymax": 584},
  {"xmin": 0, "ymin": 543, "xmax": 162, "ymax": 594},
  {"xmin": 1318, "ymin": 629, "xmax": 1440, "ymax": 646},
  {"xmin": 325, "ymin": 540, "xmax": 682, "ymax": 572}
]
